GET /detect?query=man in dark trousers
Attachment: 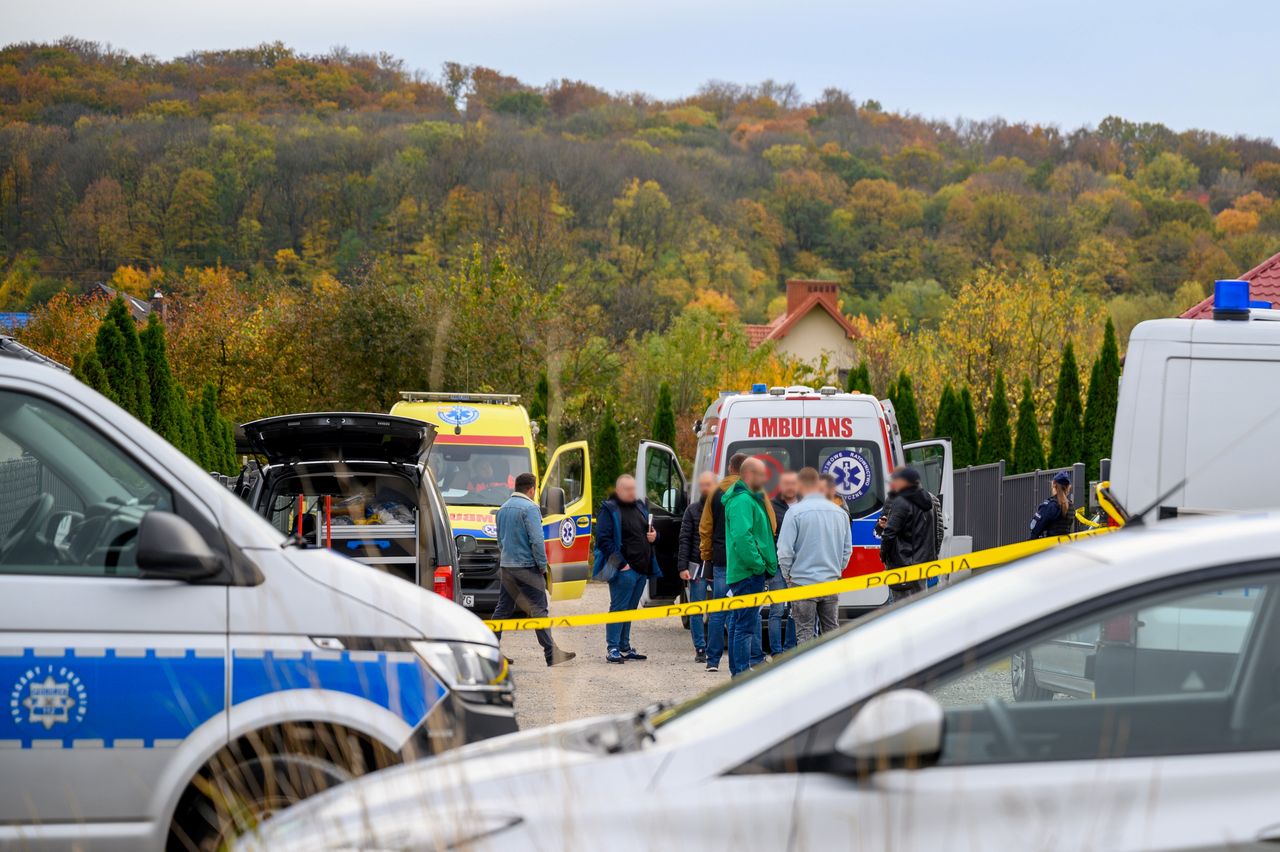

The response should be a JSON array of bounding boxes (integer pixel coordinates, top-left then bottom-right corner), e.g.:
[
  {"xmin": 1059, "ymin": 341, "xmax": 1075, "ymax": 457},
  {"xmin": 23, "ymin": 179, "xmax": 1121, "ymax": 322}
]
[
  {"xmin": 493, "ymin": 472, "xmax": 575, "ymax": 666},
  {"xmin": 766, "ymin": 470, "xmax": 799, "ymax": 656},
  {"xmin": 878, "ymin": 466, "xmax": 939, "ymax": 601},
  {"xmin": 594, "ymin": 474, "xmax": 660, "ymax": 664},
  {"xmin": 678, "ymin": 471, "xmax": 717, "ymax": 663}
]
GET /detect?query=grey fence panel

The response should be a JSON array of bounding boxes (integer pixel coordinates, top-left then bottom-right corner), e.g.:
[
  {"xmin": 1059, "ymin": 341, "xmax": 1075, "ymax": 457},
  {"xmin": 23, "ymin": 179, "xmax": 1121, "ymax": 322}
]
[
  {"xmin": 0, "ymin": 456, "xmax": 40, "ymax": 538},
  {"xmin": 953, "ymin": 461, "xmax": 1087, "ymax": 549}
]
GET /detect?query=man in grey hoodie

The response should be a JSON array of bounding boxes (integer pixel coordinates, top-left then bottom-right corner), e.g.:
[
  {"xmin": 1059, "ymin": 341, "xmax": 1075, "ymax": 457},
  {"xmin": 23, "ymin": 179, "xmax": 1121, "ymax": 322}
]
[{"xmin": 776, "ymin": 467, "xmax": 853, "ymax": 643}]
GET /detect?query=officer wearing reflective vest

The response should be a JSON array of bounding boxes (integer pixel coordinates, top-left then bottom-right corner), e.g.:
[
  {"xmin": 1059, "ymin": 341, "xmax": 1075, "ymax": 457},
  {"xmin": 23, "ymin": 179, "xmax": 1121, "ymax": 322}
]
[{"xmin": 1029, "ymin": 471, "xmax": 1075, "ymax": 538}]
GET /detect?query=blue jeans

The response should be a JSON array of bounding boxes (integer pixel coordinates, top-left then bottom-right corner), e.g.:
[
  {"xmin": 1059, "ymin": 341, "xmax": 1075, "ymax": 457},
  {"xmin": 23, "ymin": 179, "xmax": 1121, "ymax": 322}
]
[
  {"xmin": 766, "ymin": 573, "xmax": 797, "ymax": 655},
  {"xmin": 728, "ymin": 573, "xmax": 767, "ymax": 677},
  {"xmin": 687, "ymin": 575, "xmax": 710, "ymax": 651},
  {"xmin": 705, "ymin": 567, "xmax": 729, "ymax": 667},
  {"xmin": 605, "ymin": 569, "xmax": 648, "ymax": 652}
]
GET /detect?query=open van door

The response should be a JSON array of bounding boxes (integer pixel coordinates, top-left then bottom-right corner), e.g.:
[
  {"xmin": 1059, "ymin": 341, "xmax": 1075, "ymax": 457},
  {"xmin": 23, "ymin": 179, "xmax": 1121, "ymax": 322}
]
[
  {"xmin": 634, "ymin": 440, "xmax": 688, "ymax": 603},
  {"xmin": 539, "ymin": 440, "xmax": 593, "ymax": 601},
  {"xmin": 903, "ymin": 438, "xmax": 970, "ymax": 570}
]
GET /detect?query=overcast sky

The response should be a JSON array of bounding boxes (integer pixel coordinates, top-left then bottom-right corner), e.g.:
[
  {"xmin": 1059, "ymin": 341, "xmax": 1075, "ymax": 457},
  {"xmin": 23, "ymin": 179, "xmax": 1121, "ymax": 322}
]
[{"xmin": 9, "ymin": 0, "xmax": 1279, "ymax": 140}]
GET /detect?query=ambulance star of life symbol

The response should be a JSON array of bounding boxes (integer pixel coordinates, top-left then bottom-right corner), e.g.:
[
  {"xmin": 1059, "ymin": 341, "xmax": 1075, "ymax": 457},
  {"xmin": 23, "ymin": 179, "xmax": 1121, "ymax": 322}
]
[
  {"xmin": 438, "ymin": 405, "xmax": 480, "ymax": 427},
  {"xmin": 822, "ymin": 450, "xmax": 872, "ymax": 501},
  {"xmin": 11, "ymin": 664, "xmax": 88, "ymax": 730},
  {"xmin": 558, "ymin": 518, "xmax": 576, "ymax": 547}
]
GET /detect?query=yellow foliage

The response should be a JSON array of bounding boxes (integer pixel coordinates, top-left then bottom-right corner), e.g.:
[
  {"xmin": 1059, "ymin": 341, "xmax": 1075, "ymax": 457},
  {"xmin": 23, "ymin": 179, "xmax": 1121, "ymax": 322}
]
[
  {"xmin": 1216, "ymin": 207, "xmax": 1260, "ymax": 236},
  {"xmin": 109, "ymin": 265, "xmax": 164, "ymax": 298}
]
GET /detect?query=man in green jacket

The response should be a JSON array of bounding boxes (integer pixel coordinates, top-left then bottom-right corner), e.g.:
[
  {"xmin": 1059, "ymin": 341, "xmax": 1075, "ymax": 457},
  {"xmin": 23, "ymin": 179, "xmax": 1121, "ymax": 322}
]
[{"xmin": 724, "ymin": 457, "xmax": 778, "ymax": 676}]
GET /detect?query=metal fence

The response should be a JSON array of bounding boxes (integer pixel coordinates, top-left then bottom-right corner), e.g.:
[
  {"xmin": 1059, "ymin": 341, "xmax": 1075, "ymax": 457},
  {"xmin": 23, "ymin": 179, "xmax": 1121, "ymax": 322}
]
[
  {"xmin": 953, "ymin": 460, "xmax": 1102, "ymax": 551},
  {"xmin": 0, "ymin": 455, "xmax": 82, "ymax": 538}
]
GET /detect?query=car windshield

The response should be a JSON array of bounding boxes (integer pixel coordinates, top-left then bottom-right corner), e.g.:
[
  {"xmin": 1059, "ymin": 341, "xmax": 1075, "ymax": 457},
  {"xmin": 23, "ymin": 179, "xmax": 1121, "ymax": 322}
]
[{"xmin": 428, "ymin": 446, "xmax": 532, "ymax": 506}]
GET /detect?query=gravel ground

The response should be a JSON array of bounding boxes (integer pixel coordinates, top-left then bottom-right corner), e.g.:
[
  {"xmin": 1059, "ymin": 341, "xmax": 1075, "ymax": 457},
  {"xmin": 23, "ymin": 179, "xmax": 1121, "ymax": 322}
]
[{"xmin": 501, "ymin": 581, "xmax": 730, "ymax": 730}]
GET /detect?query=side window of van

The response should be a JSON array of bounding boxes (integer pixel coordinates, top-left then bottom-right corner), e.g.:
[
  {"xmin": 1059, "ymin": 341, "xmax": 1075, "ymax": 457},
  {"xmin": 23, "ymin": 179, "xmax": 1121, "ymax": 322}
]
[
  {"xmin": 0, "ymin": 391, "xmax": 173, "ymax": 577},
  {"xmin": 644, "ymin": 445, "xmax": 687, "ymax": 515}
]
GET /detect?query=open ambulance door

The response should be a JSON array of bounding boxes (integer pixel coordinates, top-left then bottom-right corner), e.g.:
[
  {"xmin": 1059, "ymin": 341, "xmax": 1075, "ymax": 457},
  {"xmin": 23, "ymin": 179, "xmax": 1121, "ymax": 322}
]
[
  {"xmin": 634, "ymin": 440, "xmax": 688, "ymax": 604},
  {"xmin": 539, "ymin": 440, "xmax": 593, "ymax": 601},
  {"xmin": 903, "ymin": 438, "xmax": 971, "ymax": 569}
]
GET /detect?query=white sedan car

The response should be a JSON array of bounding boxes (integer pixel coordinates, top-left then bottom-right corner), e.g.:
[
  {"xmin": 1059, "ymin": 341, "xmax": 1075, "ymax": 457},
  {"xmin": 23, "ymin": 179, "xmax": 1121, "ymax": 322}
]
[{"xmin": 242, "ymin": 516, "xmax": 1280, "ymax": 851}]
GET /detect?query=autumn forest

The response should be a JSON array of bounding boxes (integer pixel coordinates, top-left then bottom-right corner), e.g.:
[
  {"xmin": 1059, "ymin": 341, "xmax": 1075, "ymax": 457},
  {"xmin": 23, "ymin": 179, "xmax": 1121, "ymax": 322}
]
[{"xmin": 5, "ymin": 38, "xmax": 1279, "ymax": 464}]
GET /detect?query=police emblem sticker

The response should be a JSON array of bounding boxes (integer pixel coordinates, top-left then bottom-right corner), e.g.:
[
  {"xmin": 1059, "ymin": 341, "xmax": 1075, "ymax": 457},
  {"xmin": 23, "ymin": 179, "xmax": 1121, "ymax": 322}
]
[
  {"xmin": 558, "ymin": 518, "xmax": 576, "ymax": 547},
  {"xmin": 482, "ymin": 523, "xmax": 498, "ymax": 538},
  {"xmin": 822, "ymin": 450, "xmax": 873, "ymax": 501},
  {"xmin": 11, "ymin": 664, "xmax": 87, "ymax": 730},
  {"xmin": 438, "ymin": 405, "xmax": 480, "ymax": 427}
]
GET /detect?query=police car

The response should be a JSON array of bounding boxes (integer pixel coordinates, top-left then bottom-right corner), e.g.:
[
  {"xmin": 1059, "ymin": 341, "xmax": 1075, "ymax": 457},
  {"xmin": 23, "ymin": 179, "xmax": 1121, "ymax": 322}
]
[
  {"xmin": 0, "ymin": 361, "xmax": 515, "ymax": 850},
  {"xmin": 246, "ymin": 514, "xmax": 1280, "ymax": 851}
]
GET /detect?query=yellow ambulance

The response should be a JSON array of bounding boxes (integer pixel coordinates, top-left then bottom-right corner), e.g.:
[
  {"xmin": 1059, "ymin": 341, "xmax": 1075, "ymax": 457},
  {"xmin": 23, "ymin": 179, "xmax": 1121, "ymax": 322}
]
[{"xmin": 391, "ymin": 392, "xmax": 592, "ymax": 613}]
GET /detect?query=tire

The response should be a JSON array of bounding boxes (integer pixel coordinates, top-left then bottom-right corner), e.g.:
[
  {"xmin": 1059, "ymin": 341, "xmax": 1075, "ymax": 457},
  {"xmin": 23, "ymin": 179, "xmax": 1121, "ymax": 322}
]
[
  {"xmin": 1010, "ymin": 649, "xmax": 1053, "ymax": 702},
  {"xmin": 168, "ymin": 753, "xmax": 351, "ymax": 851},
  {"xmin": 678, "ymin": 587, "xmax": 690, "ymax": 630}
]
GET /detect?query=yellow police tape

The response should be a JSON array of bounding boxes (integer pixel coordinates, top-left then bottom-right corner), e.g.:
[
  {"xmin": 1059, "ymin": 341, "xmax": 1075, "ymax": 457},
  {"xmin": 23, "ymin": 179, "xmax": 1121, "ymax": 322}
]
[{"xmin": 484, "ymin": 526, "xmax": 1118, "ymax": 632}]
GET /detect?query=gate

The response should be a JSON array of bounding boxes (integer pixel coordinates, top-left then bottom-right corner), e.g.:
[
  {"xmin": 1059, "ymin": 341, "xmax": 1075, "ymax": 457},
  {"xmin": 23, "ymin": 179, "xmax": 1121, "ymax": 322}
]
[{"xmin": 952, "ymin": 460, "xmax": 1102, "ymax": 551}]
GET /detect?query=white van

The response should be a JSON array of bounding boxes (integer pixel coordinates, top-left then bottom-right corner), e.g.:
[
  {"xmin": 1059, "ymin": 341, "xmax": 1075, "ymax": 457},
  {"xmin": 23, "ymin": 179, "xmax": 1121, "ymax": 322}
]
[
  {"xmin": 635, "ymin": 384, "xmax": 960, "ymax": 614},
  {"xmin": 0, "ymin": 362, "xmax": 515, "ymax": 850},
  {"xmin": 1109, "ymin": 279, "xmax": 1280, "ymax": 522}
]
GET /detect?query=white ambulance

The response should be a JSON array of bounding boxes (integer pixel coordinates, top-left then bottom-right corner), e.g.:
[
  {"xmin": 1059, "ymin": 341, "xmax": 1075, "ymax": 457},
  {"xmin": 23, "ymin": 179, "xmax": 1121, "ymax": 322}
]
[{"xmin": 634, "ymin": 384, "xmax": 960, "ymax": 614}]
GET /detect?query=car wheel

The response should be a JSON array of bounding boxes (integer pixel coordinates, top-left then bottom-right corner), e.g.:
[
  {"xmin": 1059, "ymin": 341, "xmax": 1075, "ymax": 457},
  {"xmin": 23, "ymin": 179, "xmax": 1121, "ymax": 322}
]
[
  {"xmin": 678, "ymin": 587, "xmax": 690, "ymax": 630},
  {"xmin": 1010, "ymin": 649, "xmax": 1053, "ymax": 702},
  {"xmin": 169, "ymin": 753, "xmax": 351, "ymax": 851}
]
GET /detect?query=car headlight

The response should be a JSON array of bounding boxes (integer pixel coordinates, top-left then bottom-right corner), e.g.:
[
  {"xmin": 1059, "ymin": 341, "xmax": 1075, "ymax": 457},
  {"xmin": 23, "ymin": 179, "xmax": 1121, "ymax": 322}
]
[{"xmin": 412, "ymin": 640, "xmax": 510, "ymax": 692}]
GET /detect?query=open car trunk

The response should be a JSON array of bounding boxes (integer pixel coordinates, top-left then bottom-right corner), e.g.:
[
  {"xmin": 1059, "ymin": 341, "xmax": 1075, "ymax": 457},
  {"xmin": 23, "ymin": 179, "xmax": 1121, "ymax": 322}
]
[{"xmin": 241, "ymin": 412, "xmax": 436, "ymax": 465}]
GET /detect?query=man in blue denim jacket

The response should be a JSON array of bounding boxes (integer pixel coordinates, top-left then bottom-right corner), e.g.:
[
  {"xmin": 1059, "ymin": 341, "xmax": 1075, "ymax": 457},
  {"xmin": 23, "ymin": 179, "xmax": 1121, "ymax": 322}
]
[{"xmin": 495, "ymin": 472, "xmax": 575, "ymax": 667}]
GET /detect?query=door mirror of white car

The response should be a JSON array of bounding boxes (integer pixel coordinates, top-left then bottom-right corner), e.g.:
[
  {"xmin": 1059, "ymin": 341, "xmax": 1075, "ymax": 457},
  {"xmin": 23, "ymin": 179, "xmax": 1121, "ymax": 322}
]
[
  {"xmin": 836, "ymin": 689, "xmax": 944, "ymax": 767},
  {"xmin": 136, "ymin": 511, "xmax": 223, "ymax": 581}
]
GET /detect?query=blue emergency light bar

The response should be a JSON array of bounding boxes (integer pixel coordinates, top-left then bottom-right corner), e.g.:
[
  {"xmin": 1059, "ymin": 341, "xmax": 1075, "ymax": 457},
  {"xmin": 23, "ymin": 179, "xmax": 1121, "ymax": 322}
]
[
  {"xmin": 1213, "ymin": 280, "xmax": 1252, "ymax": 321},
  {"xmin": 751, "ymin": 383, "xmax": 768, "ymax": 393}
]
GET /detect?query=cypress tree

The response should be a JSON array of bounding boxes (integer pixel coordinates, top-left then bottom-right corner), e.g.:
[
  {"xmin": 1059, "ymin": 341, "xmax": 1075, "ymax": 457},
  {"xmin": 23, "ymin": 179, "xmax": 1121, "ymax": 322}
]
[
  {"xmin": 978, "ymin": 370, "xmax": 1013, "ymax": 465},
  {"xmin": 199, "ymin": 383, "xmax": 232, "ymax": 473},
  {"xmin": 190, "ymin": 396, "xmax": 210, "ymax": 469},
  {"xmin": 76, "ymin": 350, "xmax": 116, "ymax": 401},
  {"xmin": 95, "ymin": 320, "xmax": 137, "ymax": 414},
  {"xmin": 594, "ymin": 403, "xmax": 623, "ymax": 495},
  {"xmin": 960, "ymin": 387, "xmax": 979, "ymax": 467},
  {"xmin": 1083, "ymin": 318, "xmax": 1121, "ymax": 478},
  {"xmin": 529, "ymin": 372, "xmax": 549, "ymax": 470},
  {"xmin": 652, "ymin": 382, "xmax": 677, "ymax": 448},
  {"xmin": 845, "ymin": 360, "xmax": 872, "ymax": 394},
  {"xmin": 931, "ymin": 384, "xmax": 958, "ymax": 439},
  {"xmin": 139, "ymin": 313, "xmax": 185, "ymax": 447},
  {"xmin": 1048, "ymin": 341, "xmax": 1084, "ymax": 467},
  {"xmin": 1012, "ymin": 377, "xmax": 1045, "ymax": 474},
  {"xmin": 891, "ymin": 371, "xmax": 921, "ymax": 442},
  {"xmin": 104, "ymin": 297, "xmax": 151, "ymax": 425},
  {"xmin": 176, "ymin": 392, "xmax": 198, "ymax": 460}
]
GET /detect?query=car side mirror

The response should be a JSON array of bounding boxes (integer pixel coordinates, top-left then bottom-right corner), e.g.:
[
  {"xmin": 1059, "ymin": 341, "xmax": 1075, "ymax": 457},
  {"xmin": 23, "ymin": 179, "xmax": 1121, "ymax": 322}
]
[
  {"xmin": 541, "ymin": 486, "xmax": 566, "ymax": 516},
  {"xmin": 835, "ymin": 689, "xmax": 943, "ymax": 768},
  {"xmin": 136, "ymin": 511, "xmax": 223, "ymax": 581}
]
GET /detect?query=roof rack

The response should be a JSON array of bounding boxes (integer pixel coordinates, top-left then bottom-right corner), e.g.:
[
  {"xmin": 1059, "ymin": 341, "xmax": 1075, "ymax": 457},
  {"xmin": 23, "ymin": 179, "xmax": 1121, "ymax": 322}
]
[{"xmin": 398, "ymin": 391, "xmax": 521, "ymax": 404}]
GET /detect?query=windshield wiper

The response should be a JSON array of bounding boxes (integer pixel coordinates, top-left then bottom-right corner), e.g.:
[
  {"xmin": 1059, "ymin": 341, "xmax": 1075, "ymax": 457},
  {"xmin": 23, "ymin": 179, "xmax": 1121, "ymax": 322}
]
[{"xmin": 633, "ymin": 701, "xmax": 670, "ymax": 744}]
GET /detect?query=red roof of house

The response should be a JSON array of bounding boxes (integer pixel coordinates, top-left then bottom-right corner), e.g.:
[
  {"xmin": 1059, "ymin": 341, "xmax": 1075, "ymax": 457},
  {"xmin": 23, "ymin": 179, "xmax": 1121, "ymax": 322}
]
[
  {"xmin": 1181, "ymin": 251, "xmax": 1280, "ymax": 318},
  {"xmin": 744, "ymin": 279, "xmax": 858, "ymax": 346}
]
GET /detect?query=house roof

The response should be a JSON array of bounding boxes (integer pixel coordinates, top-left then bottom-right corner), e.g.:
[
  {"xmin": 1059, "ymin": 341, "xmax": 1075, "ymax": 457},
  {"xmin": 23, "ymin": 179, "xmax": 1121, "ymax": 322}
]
[
  {"xmin": 1180, "ymin": 251, "xmax": 1280, "ymax": 318},
  {"xmin": 92, "ymin": 282, "xmax": 153, "ymax": 322},
  {"xmin": 744, "ymin": 291, "xmax": 859, "ymax": 347}
]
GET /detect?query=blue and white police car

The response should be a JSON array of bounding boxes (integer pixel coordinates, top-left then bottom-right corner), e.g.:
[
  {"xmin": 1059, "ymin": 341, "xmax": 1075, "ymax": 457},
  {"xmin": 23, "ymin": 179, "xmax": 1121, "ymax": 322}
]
[{"xmin": 0, "ymin": 360, "xmax": 515, "ymax": 850}]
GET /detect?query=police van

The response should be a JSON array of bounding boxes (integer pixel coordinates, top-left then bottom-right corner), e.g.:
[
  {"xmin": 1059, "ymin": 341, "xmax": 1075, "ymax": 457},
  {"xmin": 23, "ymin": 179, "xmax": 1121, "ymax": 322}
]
[
  {"xmin": 1109, "ymin": 278, "xmax": 1280, "ymax": 522},
  {"xmin": 0, "ymin": 362, "xmax": 516, "ymax": 850},
  {"xmin": 391, "ymin": 392, "xmax": 593, "ymax": 614},
  {"xmin": 634, "ymin": 384, "xmax": 960, "ymax": 614}
]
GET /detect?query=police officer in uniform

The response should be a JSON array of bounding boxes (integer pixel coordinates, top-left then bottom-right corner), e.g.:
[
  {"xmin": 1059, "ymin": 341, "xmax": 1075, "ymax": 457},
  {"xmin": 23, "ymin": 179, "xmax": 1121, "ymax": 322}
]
[{"xmin": 1029, "ymin": 471, "xmax": 1075, "ymax": 538}]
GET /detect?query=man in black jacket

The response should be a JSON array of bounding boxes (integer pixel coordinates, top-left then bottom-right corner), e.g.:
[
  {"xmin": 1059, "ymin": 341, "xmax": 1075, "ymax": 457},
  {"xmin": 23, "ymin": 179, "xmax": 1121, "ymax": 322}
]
[
  {"xmin": 678, "ymin": 471, "xmax": 717, "ymax": 663},
  {"xmin": 879, "ymin": 466, "xmax": 939, "ymax": 601}
]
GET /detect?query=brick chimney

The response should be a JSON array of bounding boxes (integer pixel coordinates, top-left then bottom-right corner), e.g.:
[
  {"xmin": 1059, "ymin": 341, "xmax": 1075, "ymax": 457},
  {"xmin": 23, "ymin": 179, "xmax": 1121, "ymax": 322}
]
[{"xmin": 786, "ymin": 279, "xmax": 839, "ymax": 316}]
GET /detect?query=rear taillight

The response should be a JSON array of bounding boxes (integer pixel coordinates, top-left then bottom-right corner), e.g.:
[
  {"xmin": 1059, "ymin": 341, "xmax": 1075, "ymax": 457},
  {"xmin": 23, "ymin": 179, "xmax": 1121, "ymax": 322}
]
[
  {"xmin": 433, "ymin": 565, "xmax": 455, "ymax": 601},
  {"xmin": 1101, "ymin": 613, "xmax": 1136, "ymax": 643}
]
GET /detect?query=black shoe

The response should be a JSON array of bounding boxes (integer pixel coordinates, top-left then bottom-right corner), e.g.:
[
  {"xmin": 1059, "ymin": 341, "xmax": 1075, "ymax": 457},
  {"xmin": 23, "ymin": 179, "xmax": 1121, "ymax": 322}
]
[
  {"xmin": 547, "ymin": 649, "xmax": 576, "ymax": 667},
  {"xmin": 606, "ymin": 649, "xmax": 626, "ymax": 663},
  {"xmin": 695, "ymin": 649, "xmax": 707, "ymax": 663},
  {"xmin": 620, "ymin": 649, "xmax": 647, "ymax": 661}
]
